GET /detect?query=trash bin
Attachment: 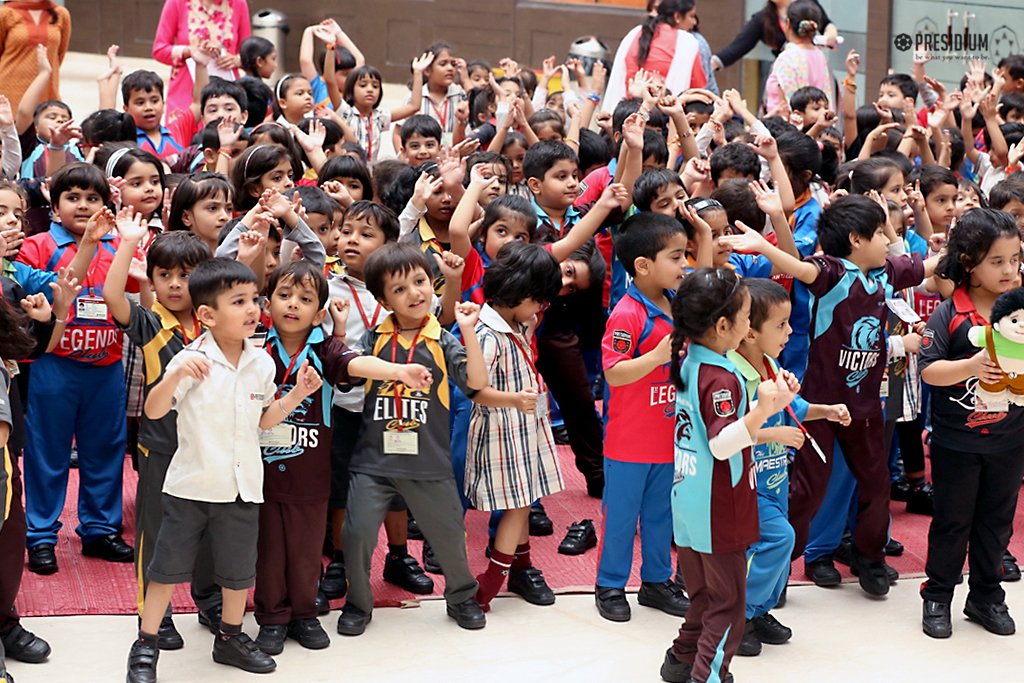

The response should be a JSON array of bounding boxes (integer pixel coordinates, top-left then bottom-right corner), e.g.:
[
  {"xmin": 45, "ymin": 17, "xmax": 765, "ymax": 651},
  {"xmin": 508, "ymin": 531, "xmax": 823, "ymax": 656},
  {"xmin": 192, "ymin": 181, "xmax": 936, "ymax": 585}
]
[
  {"xmin": 567, "ymin": 36, "xmax": 610, "ymax": 83},
  {"xmin": 251, "ymin": 9, "xmax": 289, "ymax": 83}
]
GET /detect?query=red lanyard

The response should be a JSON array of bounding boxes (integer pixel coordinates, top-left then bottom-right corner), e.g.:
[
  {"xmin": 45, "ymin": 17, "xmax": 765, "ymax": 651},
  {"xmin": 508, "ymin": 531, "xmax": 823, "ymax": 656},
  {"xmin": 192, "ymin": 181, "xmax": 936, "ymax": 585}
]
[
  {"xmin": 509, "ymin": 332, "xmax": 545, "ymax": 393},
  {"xmin": 390, "ymin": 323, "xmax": 425, "ymax": 429},
  {"xmin": 362, "ymin": 114, "xmax": 374, "ymax": 159},
  {"xmin": 429, "ymin": 96, "xmax": 449, "ymax": 129},
  {"xmin": 267, "ymin": 339, "xmax": 306, "ymax": 399},
  {"xmin": 181, "ymin": 314, "xmax": 201, "ymax": 344},
  {"xmin": 346, "ymin": 281, "xmax": 382, "ymax": 330},
  {"xmin": 761, "ymin": 360, "xmax": 826, "ymax": 462}
]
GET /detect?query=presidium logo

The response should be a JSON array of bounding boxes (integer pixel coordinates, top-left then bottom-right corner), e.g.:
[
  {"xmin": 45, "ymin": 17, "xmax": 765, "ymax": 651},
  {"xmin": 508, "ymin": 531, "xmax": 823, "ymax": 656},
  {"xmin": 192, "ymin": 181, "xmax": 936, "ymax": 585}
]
[{"xmin": 893, "ymin": 9, "xmax": 1019, "ymax": 62}]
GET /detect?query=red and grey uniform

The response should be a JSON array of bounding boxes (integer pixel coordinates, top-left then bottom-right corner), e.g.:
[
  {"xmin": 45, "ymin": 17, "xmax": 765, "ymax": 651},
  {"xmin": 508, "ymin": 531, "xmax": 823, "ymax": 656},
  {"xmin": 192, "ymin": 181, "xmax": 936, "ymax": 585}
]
[{"xmin": 16, "ymin": 222, "xmax": 128, "ymax": 549}]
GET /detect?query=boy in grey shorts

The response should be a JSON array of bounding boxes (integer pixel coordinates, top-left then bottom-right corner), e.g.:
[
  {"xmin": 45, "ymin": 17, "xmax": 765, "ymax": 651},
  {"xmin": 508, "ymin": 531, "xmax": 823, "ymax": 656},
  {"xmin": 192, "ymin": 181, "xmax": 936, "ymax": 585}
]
[{"xmin": 125, "ymin": 259, "xmax": 323, "ymax": 683}]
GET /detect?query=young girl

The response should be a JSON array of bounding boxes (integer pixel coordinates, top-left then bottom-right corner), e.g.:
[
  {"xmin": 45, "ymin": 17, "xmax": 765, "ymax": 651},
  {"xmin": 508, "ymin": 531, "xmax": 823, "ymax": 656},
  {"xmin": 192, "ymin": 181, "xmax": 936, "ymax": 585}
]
[
  {"xmin": 955, "ymin": 177, "xmax": 987, "ymax": 217},
  {"xmin": 464, "ymin": 151, "xmax": 511, "ymax": 207},
  {"xmin": 240, "ymin": 36, "xmax": 277, "ymax": 80},
  {"xmin": 415, "ymin": 43, "xmax": 467, "ymax": 143},
  {"xmin": 231, "ymin": 144, "xmax": 296, "ymax": 212},
  {"xmin": 274, "ymin": 74, "xmax": 315, "ymax": 126},
  {"xmin": 98, "ymin": 146, "xmax": 166, "ymax": 244},
  {"xmin": 467, "ymin": 242, "xmax": 564, "ymax": 611},
  {"xmin": 499, "ymin": 131, "xmax": 531, "ymax": 198},
  {"xmin": 661, "ymin": 267, "xmax": 794, "ymax": 683},
  {"xmin": 167, "ymin": 171, "xmax": 233, "ymax": 253},
  {"xmin": 318, "ymin": 154, "xmax": 372, "ymax": 208},
  {"xmin": 765, "ymin": 0, "xmax": 833, "ymax": 115},
  {"xmin": 248, "ymin": 122, "xmax": 305, "ymax": 179},
  {"xmin": 338, "ymin": 54, "xmax": 433, "ymax": 162},
  {"xmin": 918, "ymin": 208, "xmax": 1024, "ymax": 639}
]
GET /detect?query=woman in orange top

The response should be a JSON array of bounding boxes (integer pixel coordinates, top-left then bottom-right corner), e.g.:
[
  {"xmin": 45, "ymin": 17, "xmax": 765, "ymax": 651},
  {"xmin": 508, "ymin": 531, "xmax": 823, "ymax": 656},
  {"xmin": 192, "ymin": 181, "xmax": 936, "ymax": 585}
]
[{"xmin": 0, "ymin": 1, "xmax": 70, "ymax": 112}]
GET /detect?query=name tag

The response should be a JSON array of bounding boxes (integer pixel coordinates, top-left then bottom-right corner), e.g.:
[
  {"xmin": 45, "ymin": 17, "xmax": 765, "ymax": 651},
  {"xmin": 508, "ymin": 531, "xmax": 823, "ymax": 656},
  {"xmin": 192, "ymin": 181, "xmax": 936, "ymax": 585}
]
[
  {"xmin": 260, "ymin": 424, "xmax": 295, "ymax": 448},
  {"xmin": 886, "ymin": 298, "xmax": 921, "ymax": 324},
  {"xmin": 76, "ymin": 296, "xmax": 107, "ymax": 320},
  {"xmin": 384, "ymin": 430, "xmax": 418, "ymax": 455}
]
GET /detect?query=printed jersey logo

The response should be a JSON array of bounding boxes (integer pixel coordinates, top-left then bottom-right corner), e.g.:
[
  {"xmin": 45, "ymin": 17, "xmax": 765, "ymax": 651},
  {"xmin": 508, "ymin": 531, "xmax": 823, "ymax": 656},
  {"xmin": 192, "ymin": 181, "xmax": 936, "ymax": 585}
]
[
  {"xmin": 922, "ymin": 328, "xmax": 934, "ymax": 349},
  {"xmin": 713, "ymin": 389, "xmax": 735, "ymax": 417},
  {"xmin": 611, "ymin": 330, "xmax": 632, "ymax": 354},
  {"xmin": 840, "ymin": 316, "xmax": 882, "ymax": 390},
  {"xmin": 950, "ymin": 377, "xmax": 1010, "ymax": 429},
  {"xmin": 674, "ymin": 408, "xmax": 698, "ymax": 483}
]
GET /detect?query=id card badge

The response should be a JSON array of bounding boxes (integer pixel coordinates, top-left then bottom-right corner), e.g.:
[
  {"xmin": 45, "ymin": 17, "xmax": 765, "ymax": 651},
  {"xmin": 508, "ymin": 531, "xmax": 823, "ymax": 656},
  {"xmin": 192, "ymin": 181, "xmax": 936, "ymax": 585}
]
[
  {"xmin": 260, "ymin": 424, "xmax": 296, "ymax": 448},
  {"xmin": 885, "ymin": 298, "xmax": 921, "ymax": 324},
  {"xmin": 76, "ymin": 296, "xmax": 107, "ymax": 321},
  {"xmin": 441, "ymin": 132, "xmax": 454, "ymax": 148},
  {"xmin": 536, "ymin": 391, "xmax": 549, "ymax": 421},
  {"xmin": 384, "ymin": 430, "xmax": 418, "ymax": 455}
]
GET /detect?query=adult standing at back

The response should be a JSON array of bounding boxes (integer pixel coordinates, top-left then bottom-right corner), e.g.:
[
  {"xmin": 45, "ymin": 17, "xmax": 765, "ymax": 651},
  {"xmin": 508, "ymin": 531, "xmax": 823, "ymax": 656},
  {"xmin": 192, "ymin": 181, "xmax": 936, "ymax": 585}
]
[
  {"xmin": 0, "ymin": 0, "xmax": 70, "ymax": 113},
  {"xmin": 711, "ymin": 0, "xmax": 837, "ymax": 73},
  {"xmin": 603, "ymin": 0, "xmax": 706, "ymax": 112},
  {"xmin": 152, "ymin": 0, "xmax": 251, "ymax": 120}
]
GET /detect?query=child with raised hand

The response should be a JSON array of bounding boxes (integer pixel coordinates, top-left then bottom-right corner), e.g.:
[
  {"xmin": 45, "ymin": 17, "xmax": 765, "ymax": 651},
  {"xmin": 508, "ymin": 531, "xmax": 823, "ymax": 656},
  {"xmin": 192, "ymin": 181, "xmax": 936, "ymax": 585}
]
[
  {"xmin": 99, "ymin": 146, "xmax": 167, "ymax": 245},
  {"xmin": 595, "ymin": 213, "xmax": 691, "ymax": 625},
  {"xmin": 660, "ymin": 268, "xmax": 796, "ymax": 683},
  {"xmin": 166, "ymin": 171, "xmax": 234, "ymax": 254},
  {"xmin": 466, "ymin": 242, "xmax": 564, "ymax": 612},
  {"xmin": 337, "ymin": 244, "xmax": 488, "ymax": 637},
  {"xmin": 918, "ymin": 209, "xmax": 1024, "ymax": 639},
  {"xmin": 231, "ymin": 144, "xmax": 296, "ymax": 213},
  {"xmin": 102, "ymin": 212, "xmax": 214, "ymax": 650},
  {"xmin": 412, "ymin": 43, "xmax": 468, "ymax": 145},
  {"xmin": 727, "ymin": 279, "xmax": 850, "ymax": 656}
]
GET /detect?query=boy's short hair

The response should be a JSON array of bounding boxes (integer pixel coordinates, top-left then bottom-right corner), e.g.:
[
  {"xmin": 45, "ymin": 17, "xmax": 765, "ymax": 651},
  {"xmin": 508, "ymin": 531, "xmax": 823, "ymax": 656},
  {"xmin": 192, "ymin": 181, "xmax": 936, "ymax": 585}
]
[
  {"xmin": 711, "ymin": 179, "xmax": 764, "ymax": 232},
  {"xmin": 746, "ymin": 278, "xmax": 790, "ymax": 330},
  {"xmin": 999, "ymin": 54, "xmax": 1024, "ymax": 82},
  {"xmin": 985, "ymin": 121, "xmax": 1024, "ymax": 151},
  {"xmin": 200, "ymin": 77, "xmax": 248, "ymax": 113},
  {"xmin": 614, "ymin": 212, "xmax": 688, "ymax": 278},
  {"xmin": 200, "ymin": 118, "xmax": 250, "ymax": 151},
  {"xmin": 288, "ymin": 185, "xmax": 338, "ymax": 219},
  {"xmin": 709, "ymin": 142, "xmax": 760, "ymax": 184},
  {"xmin": 990, "ymin": 175, "xmax": 1024, "ymax": 210},
  {"xmin": 188, "ymin": 257, "xmax": 257, "ymax": 309},
  {"xmin": 483, "ymin": 242, "xmax": 561, "ymax": 307},
  {"xmin": 632, "ymin": 168, "xmax": 683, "ymax": 212},
  {"xmin": 642, "ymin": 128, "xmax": 669, "ymax": 167},
  {"xmin": 790, "ymin": 86, "xmax": 828, "ymax": 113},
  {"xmin": 146, "ymin": 231, "xmax": 212, "ymax": 280},
  {"xmin": 523, "ymin": 140, "xmax": 578, "ymax": 181},
  {"xmin": 879, "ymin": 73, "xmax": 918, "ymax": 101},
  {"xmin": 1000, "ymin": 92, "xmax": 1024, "ymax": 120},
  {"xmin": 817, "ymin": 194, "xmax": 886, "ymax": 258},
  {"xmin": 344, "ymin": 200, "xmax": 400, "ymax": 242},
  {"xmin": 577, "ymin": 129, "xmax": 612, "ymax": 174},
  {"xmin": 49, "ymin": 162, "xmax": 110, "ymax": 206},
  {"xmin": 319, "ymin": 154, "xmax": 373, "ymax": 196},
  {"xmin": 121, "ymin": 70, "xmax": 165, "ymax": 104},
  {"xmin": 266, "ymin": 259, "xmax": 330, "ymax": 308},
  {"xmin": 33, "ymin": 100, "xmax": 71, "ymax": 123},
  {"xmin": 235, "ymin": 76, "xmax": 273, "ymax": 128},
  {"xmin": 399, "ymin": 115, "xmax": 443, "ymax": 146},
  {"xmin": 907, "ymin": 163, "xmax": 958, "ymax": 199},
  {"xmin": 364, "ymin": 243, "xmax": 433, "ymax": 301},
  {"xmin": 683, "ymin": 100, "xmax": 713, "ymax": 116}
]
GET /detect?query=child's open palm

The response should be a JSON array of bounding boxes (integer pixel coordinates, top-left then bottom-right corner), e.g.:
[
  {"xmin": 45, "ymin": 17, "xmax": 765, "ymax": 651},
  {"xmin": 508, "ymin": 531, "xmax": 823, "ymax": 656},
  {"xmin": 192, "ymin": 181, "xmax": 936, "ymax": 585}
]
[
  {"xmin": 397, "ymin": 363, "xmax": 433, "ymax": 391},
  {"xmin": 48, "ymin": 267, "xmax": 81, "ymax": 321},
  {"xmin": 719, "ymin": 220, "xmax": 768, "ymax": 254},
  {"xmin": 412, "ymin": 172, "xmax": 444, "ymax": 211},
  {"xmin": 218, "ymin": 117, "xmax": 241, "ymax": 148},
  {"xmin": 48, "ymin": 119, "xmax": 82, "ymax": 148},
  {"xmin": 749, "ymin": 180, "xmax": 782, "ymax": 216},
  {"xmin": 0, "ymin": 96, "xmax": 13, "ymax": 129},
  {"xmin": 292, "ymin": 120, "xmax": 325, "ymax": 153},
  {"xmin": 85, "ymin": 208, "xmax": 117, "ymax": 243},
  {"xmin": 621, "ymin": 112, "xmax": 644, "ymax": 150},
  {"xmin": 237, "ymin": 229, "xmax": 267, "ymax": 267},
  {"xmin": 115, "ymin": 207, "xmax": 149, "ymax": 243},
  {"xmin": 411, "ymin": 52, "xmax": 434, "ymax": 73},
  {"xmin": 295, "ymin": 360, "xmax": 324, "ymax": 398},
  {"xmin": 259, "ymin": 188, "xmax": 291, "ymax": 219}
]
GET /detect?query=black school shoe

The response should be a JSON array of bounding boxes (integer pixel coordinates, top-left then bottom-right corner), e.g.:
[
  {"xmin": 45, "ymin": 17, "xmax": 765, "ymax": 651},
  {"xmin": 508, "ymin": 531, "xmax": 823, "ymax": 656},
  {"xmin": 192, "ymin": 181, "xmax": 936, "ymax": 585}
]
[
  {"xmin": 750, "ymin": 612, "xmax": 792, "ymax": 644},
  {"xmin": 287, "ymin": 618, "xmax": 330, "ymax": 649},
  {"xmin": 254, "ymin": 625, "xmax": 286, "ymax": 655},
  {"xmin": 197, "ymin": 605, "xmax": 222, "ymax": 634},
  {"xmin": 851, "ymin": 553, "xmax": 890, "ymax": 597},
  {"xmin": 126, "ymin": 638, "xmax": 158, "ymax": 683},
  {"xmin": 638, "ymin": 581, "xmax": 690, "ymax": 617},
  {"xmin": 81, "ymin": 533, "xmax": 134, "ymax": 563},
  {"xmin": 906, "ymin": 483, "xmax": 934, "ymax": 515},
  {"xmin": 736, "ymin": 620, "xmax": 762, "ymax": 656},
  {"xmin": 336, "ymin": 604, "xmax": 372, "ymax": 636},
  {"xmin": 1, "ymin": 624, "xmax": 51, "ymax": 662},
  {"xmin": 1002, "ymin": 551, "xmax": 1021, "ymax": 582},
  {"xmin": 212, "ymin": 632, "xmax": 276, "ymax": 674},
  {"xmin": 508, "ymin": 567, "xmax": 556, "ymax": 605},
  {"xmin": 595, "ymin": 587, "xmax": 631, "ymax": 622},
  {"xmin": 27, "ymin": 544, "xmax": 57, "ymax": 575},
  {"xmin": 558, "ymin": 520, "xmax": 597, "ymax": 555},
  {"xmin": 135, "ymin": 616, "xmax": 182, "ymax": 652},
  {"xmin": 804, "ymin": 556, "xmax": 841, "ymax": 587},
  {"xmin": 316, "ymin": 591, "xmax": 331, "ymax": 615},
  {"xmin": 850, "ymin": 557, "xmax": 899, "ymax": 585},
  {"xmin": 320, "ymin": 558, "xmax": 347, "ymax": 599},
  {"xmin": 885, "ymin": 538, "xmax": 905, "ymax": 556},
  {"xmin": 446, "ymin": 598, "xmax": 486, "ymax": 630},
  {"xmin": 383, "ymin": 552, "xmax": 435, "ymax": 594},
  {"xmin": 529, "ymin": 504, "xmax": 554, "ymax": 536},
  {"xmin": 964, "ymin": 599, "xmax": 1016, "ymax": 635},
  {"xmin": 922, "ymin": 600, "xmax": 952, "ymax": 639},
  {"xmin": 659, "ymin": 649, "xmax": 692, "ymax": 683},
  {"xmin": 407, "ymin": 515, "xmax": 424, "ymax": 540},
  {"xmin": 422, "ymin": 541, "xmax": 442, "ymax": 574}
]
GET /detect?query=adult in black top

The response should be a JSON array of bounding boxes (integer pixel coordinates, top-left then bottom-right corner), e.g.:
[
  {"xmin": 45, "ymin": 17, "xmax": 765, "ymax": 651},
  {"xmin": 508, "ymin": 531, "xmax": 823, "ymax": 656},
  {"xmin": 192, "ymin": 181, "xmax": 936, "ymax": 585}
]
[{"xmin": 711, "ymin": 0, "xmax": 837, "ymax": 71}]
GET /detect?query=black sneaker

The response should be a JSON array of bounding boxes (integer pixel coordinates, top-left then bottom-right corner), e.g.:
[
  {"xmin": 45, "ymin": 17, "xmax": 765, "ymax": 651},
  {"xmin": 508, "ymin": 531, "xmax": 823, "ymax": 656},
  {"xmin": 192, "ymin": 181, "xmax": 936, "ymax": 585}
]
[
  {"xmin": 851, "ymin": 557, "xmax": 899, "ymax": 585},
  {"xmin": 383, "ymin": 552, "xmax": 435, "ymax": 594},
  {"xmin": 212, "ymin": 632, "xmax": 276, "ymax": 673},
  {"xmin": 1, "ymin": 623, "xmax": 51, "ymax": 662},
  {"xmin": 736, "ymin": 620, "xmax": 762, "ymax": 656},
  {"xmin": 890, "ymin": 477, "xmax": 911, "ymax": 501},
  {"xmin": 885, "ymin": 538, "xmax": 905, "ymax": 556},
  {"xmin": 154, "ymin": 615, "xmax": 183, "ymax": 651},
  {"xmin": 906, "ymin": 483, "xmax": 934, "ymax": 515},
  {"xmin": 637, "ymin": 581, "xmax": 690, "ymax": 617},
  {"xmin": 287, "ymin": 618, "xmax": 330, "ymax": 649},
  {"xmin": 851, "ymin": 553, "xmax": 889, "ymax": 597},
  {"xmin": 407, "ymin": 515, "xmax": 424, "ymax": 540},
  {"xmin": 26, "ymin": 544, "xmax": 57, "ymax": 576},
  {"xmin": 316, "ymin": 591, "xmax": 331, "ymax": 615},
  {"xmin": 422, "ymin": 541, "xmax": 442, "ymax": 574},
  {"xmin": 126, "ymin": 638, "xmax": 158, "ymax": 683},
  {"xmin": 750, "ymin": 612, "xmax": 791, "ymax": 644},
  {"xmin": 197, "ymin": 605, "xmax": 222, "ymax": 634},
  {"xmin": 254, "ymin": 625, "xmax": 286, "ymax": 655},
  {"xmin": 558, "ymin": 520, "xmax": 597, "ymax": 555},
  {"xmin": 922, "ymin": 600, "xmax": 952, "ymax": 639},
  {"xmin": 595, "ymin": 586, "xmax": 631, "ymax": 622},
  {"xmin": 321, "ymin": 559, "xmax": 347, "ymax": 599},
  {"xmin": 551, "ymin": 424, "xmax": 570, "ymax": 445},
  {"xmin": 507, "ymin": 567, "xmax": 555, "ymax": 605},
  {"xmin": 81, "ymin": 533, "xmax": 134, "ymax": 563},
  {"xmin": 446, "ymin": 598, "xmax": 486, "ymax": 630},
  {"xmin": 804, "ymin": 556, "xmax": 841, "ymax": 587},
  {"xmin": 659, "ymin": 649, "xmax": 692, "ymax": 683},
  {"xmin": 528, "ymin": 504, "xmax": 554, "ymax": 536},
  {"xmin": 1002, "ymin": 551, "xmax": 1021, "ymax": 582},
  {"xmin": 964, "ymin": 599, "xmax": 1015, "ymax": 635},
  {"xmin": 336, "ymin": 604, "xmax": 372, "ymax": 636},
  {"xmin": 833, "ymin": 537, "xmax": 853, "ymax": 567}
]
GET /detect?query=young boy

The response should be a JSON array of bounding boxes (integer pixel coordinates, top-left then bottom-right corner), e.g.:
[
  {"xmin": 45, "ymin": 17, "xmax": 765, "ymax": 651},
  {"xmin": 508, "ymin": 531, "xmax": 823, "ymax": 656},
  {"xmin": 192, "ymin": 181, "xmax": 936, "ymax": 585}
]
[
  {"xmin": 253, "ymin": 260, "xmax": 432, "ymax": 655},
  {"xmin": 595, "ymin": 212, "xmax": 691, "ymax": 623},
  {"xmin": 877, "ymin": 73, "xmax": 918, "ymax": 123},
  {"xmin": 19, "ymin": 100, "xmax": 85, "ymax": 180},
  {"xmin": 989, "ymin": 175, "xmax": 1024, "ymax": 231},
  {"xmin": 722, "ymin": 194, "xmax": 936, "ymax": 596},
  {"xmin": 125, "ymin": 258, "xmax": 322, "ymax": 682},
  {"xmin": 121, "ymin": 70, "xmax": 183, "ymax": 164},
  {"xmin": 727, "ymin": 279, "xmax": 850, "ymax": 655},
  {"xmin": 399, "ymin": 115, "xmax": 443, "ymax": 166},
  {"xmin": 789, "ymin": 86, "xmax": 830, "ymax": 130},
  {"xmin": 102, "ymin": 223, "xmax": 216, "ymax": 648},
  {"xmin": 336, "ymin": 244, "xmax": 488, "ymax": 636}
]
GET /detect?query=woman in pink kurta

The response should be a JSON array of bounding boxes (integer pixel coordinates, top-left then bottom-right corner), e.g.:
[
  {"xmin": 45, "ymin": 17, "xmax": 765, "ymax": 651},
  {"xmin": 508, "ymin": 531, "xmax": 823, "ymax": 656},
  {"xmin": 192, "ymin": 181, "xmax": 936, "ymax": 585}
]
[
  {"xmin": 152, "ymin": 0, "xmax": 251, "ymax": 119},
  {"xmin": 0, "ymin": 1, "xmax": 71, "ymax": 112}
]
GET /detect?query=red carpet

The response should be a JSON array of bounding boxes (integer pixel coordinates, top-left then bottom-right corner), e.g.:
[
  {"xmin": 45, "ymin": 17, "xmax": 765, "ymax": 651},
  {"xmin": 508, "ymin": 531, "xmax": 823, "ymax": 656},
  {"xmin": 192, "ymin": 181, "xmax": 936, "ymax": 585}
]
[{"xmin": 14, "ymin": 449, "xmax": 1024, "ymax": 616}]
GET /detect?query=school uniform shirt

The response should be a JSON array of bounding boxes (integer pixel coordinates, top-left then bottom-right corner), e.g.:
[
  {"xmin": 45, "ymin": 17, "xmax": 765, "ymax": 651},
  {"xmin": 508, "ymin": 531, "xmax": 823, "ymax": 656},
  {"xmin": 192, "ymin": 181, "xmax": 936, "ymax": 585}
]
[
  {"xmin": 413, "ymin": 85, "xmax": 467, "ymax": 136},
  {"xmin": 400, "ymin": 219, "xmax": 448, "ymax": 295},
  {"xmin": 335, "ymin": 99, "xmax": 392, "ymax": 162},
  {"xmin": 4, "ymin": 259, "xmax": 56, "ymax": 299},
  {"xmin": 349, "ymin": 313, "xmax": 474, "ymax": 480},
  {"xmin": 800, "ymin": 253, "xmax": 924, "ymax": 419},
  {"xmin": 602, "ymin": 284, "xmax": 675, "ymax": 464},
  {"xmin": 20, "ymin": 139, "xmax": 84, "ymax": 179},
  {"xmin": 729, "ymin": 252, "xmax": 773, "ymax": 279},
  {"xmin": 119, "ymin": 300, "xmax": 202, "ymax": 455},
  {"xmin": 325, "ymin": 270, "xmax": 386, "ymax": 413},
  {"xmin": 728, "ymin": 351, "xmax": 808, "ymax": 509},
  {"xmin": 919, "ymin": 288, "xmax": 1024, "ymax": 454},
  {"xmin": 460, "ymin": 248, "xmax": 485, "ymax": 304},
  {"xmin": 262, "ymin": 327, "xmax": 362, "ymax": 504},
  {"xmin": 672, "ymin": 343, "xmax": 758, "ymax": 554},
  {"xmin": 163, "ymin": 331, "xmax": 277, "ymax": 503},
  {"xmin": 136, "ymin": 126, "xmax": 183, "ymax": 165},
  {"xmin": 779, "ymin": 192, "xmax": 823, "ymax": 376},
  {"xmin": 16, "ymin": 222, "xmax": 124, "ymax": 366}
]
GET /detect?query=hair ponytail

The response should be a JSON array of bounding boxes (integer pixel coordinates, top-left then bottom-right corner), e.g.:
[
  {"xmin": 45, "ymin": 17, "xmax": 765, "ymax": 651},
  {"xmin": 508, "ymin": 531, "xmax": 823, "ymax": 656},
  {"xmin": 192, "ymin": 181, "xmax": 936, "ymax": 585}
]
[
  {"xmin": 669, "ymin": 268, "xmax": 747, "ymax": 391},
  {"xmin": 786, "ymin": 0, "xmax": 824, "ymax": 41},
  {"xmin": 636, "ymin": 0, "xmax": 695, "ymax": 68}
]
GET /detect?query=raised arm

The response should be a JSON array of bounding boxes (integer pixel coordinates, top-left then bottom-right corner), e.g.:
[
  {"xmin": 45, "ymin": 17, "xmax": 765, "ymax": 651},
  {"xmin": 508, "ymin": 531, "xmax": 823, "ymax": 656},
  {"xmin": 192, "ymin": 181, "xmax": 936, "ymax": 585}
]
[
  {"xmin": 390, "ymin": 52, "xmax": 433, "ymax": 122},
  {"xmin": 16, "ymin": 46, "xmax": 52, "ymax": 135},
  {"xmin": 103, "ymin": 209, "xmax": 150, "ymax": 326},
  {"xmin": 450, "ymin": 172, "xmax": 495, "ymax": 258},
  {"xmin": 549, "ymin": 184, "xmax": 627, "ymax": 263},
  {"xmin": 720, "ymin": 221, "xmax": 818, "ymax": 284}
]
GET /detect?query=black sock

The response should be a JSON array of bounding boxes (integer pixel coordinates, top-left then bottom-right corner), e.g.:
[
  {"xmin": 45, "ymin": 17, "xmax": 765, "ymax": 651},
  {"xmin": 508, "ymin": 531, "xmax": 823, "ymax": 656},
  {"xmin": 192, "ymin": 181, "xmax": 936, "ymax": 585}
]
[
  {"xmin": 908, "ymin": 475, "xmax": 926, "ymax": 488},
  {"xmin": 219, "ymin": 621, "xmax": 242, "ymax": 639},
  {"xmin": 388, "ymin": 543, "xmax": 408, "ymax": 558},
  {"xmin": 333, "ymin": 548, "xmax": 345, "ymax": 563},
  {"xmin": 137, "ymin": 630, "xmax": 158, "ymax": 644}
]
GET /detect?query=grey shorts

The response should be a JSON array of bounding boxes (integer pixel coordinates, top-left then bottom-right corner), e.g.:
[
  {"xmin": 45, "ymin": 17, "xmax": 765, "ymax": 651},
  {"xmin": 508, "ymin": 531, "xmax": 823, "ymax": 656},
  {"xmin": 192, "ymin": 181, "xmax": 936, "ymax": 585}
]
[{"xmin": 146, "ymin": 494, "xmax": 260, "ymax": 590}]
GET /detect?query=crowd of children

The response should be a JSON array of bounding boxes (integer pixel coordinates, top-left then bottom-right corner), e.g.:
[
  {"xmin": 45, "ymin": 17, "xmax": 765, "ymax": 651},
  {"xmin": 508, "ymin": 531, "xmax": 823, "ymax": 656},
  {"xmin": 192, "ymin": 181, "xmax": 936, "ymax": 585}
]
[{"xmin": 1, "ymin": 2, "xmax": 1024, "ymax": 682}]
